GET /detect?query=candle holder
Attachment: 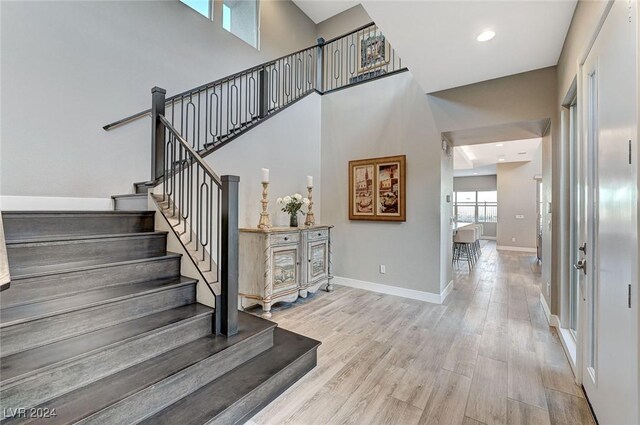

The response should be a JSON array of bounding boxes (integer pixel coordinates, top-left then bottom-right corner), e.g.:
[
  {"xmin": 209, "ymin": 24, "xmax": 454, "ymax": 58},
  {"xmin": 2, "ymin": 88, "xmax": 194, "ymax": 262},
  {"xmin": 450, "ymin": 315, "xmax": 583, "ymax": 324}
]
[
  {"xmin": 304, "ymin": 186, "xmax": 316, "ymax": 226},
  {"xmin": 257, "ymin": 182, "xmax": 272, "ymax": 229}
]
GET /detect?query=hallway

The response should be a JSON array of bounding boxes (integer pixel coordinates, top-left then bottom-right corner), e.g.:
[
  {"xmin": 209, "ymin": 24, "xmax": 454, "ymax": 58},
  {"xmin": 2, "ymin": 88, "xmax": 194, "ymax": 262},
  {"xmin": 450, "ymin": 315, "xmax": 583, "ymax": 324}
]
[{"xmin": 249, "ymin": 242, "xmax": 596, "ymax": 425}]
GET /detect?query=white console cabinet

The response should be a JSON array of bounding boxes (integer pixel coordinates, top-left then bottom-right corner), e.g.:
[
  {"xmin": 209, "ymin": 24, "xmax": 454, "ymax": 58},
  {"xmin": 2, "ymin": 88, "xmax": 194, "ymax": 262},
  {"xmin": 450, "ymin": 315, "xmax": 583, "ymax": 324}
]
[{"xmin": 238, "ymin": 225, "xmax": 333, "ymax": 318}]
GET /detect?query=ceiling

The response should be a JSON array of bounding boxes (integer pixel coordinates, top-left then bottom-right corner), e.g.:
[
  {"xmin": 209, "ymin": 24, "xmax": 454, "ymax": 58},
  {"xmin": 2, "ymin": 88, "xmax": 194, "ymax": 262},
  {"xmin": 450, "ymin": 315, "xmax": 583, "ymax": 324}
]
[
  {"xmin": 454, "ymin": 164, "xmax": 497, "ymax": 178},
  {"xmin": 453, "ymin": 138, "xmax": 542, "ymax": 176},
  {"xmin": 292, "ymin": 0, "xmax": 359, "ymax": 24},
  {"xmin": 347, "ymin": 1, "xmax": 575, "ymax": 93},
  {"xmin": 442, "ymin": 118, "xmax": 550, "ymax": 147}
]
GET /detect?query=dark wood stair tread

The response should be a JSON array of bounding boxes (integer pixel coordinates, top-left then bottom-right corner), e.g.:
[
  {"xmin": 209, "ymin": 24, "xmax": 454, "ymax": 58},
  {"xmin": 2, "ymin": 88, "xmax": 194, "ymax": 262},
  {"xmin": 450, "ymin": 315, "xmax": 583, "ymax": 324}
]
[
  {"xmin": 2, "ymin": 313, "xmax": 276, "ymax": 425},
  {"xmin": 0, "ymin": 304, "xmax": 213, "ymax": 385},
  {"xmin": 0, "ymin": 276, "xmax": 197, "ymax": 327},
  {"xmin": 141, "ymin": 328, "xmax": 320, "ymax": 425}
]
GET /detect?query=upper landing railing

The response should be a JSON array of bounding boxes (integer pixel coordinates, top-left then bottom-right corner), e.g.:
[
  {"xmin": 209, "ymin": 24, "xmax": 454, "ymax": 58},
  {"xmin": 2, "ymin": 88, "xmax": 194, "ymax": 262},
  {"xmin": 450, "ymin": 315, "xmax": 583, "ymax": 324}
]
[{"xmin": 103, "ymin": 23, "xmax": 406, "ymax": 155}]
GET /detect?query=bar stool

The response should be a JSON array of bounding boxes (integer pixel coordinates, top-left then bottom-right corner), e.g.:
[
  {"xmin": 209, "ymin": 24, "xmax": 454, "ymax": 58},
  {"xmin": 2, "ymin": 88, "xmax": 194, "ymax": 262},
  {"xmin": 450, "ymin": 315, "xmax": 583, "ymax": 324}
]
[{"xmin": 453, "ymin": 227, "xmax": 476, "ymax": 269}]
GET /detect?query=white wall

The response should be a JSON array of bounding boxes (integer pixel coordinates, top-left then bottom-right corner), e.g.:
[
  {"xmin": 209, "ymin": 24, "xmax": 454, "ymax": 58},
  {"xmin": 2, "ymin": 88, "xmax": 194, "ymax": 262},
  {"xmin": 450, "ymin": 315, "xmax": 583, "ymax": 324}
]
[
  {"xmin": 0, "ymin": 0, "xmax": 316, "ymax": 206},
  {"xmin": 321, "ymin": 72, "xmax": 445, "ymax": 296},
  {"xmin": 316, "ymin": 4, "xmax": 371, "ymax": 40},
  {"xmin": 496, "ymin": 147, "xmax": 542, "ymax": 250},
  {"xmin": 207, "ymin": 93, "xmax": 322, "ymax": 228}
]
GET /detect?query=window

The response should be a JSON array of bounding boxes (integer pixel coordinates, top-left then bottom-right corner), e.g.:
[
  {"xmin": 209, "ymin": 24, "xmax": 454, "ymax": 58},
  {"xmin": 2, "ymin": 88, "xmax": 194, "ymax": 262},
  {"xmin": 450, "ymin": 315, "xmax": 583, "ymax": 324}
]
[
  {"xmin": 454, "ymin": 191, "xmax": 497, "ymax": 223},
  {"xmin": 180, "ymin": 0, "xmax": 212, "ymax": 19},
  {"xmin": 223, "ymin": 0, "xmax": 259, "ymax": 48}
]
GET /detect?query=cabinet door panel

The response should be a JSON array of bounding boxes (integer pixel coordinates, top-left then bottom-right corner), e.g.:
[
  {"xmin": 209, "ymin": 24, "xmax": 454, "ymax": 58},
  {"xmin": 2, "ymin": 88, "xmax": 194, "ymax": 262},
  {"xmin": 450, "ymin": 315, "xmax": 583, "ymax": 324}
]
[
  {"xmin": 272, "ymin": 245, "xmax": 299, "ymax": 292},
  {"xmin": 307, "ymin": 240, "xmax": 328, "ymax": 283}
]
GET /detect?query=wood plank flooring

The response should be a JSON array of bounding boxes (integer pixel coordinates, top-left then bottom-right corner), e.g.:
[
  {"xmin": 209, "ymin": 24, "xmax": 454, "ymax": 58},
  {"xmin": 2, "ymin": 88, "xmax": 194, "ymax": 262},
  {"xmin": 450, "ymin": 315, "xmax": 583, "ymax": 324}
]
[{"xmin": 248, "ymin": 242, "xmax": 596, "ymax": 425}]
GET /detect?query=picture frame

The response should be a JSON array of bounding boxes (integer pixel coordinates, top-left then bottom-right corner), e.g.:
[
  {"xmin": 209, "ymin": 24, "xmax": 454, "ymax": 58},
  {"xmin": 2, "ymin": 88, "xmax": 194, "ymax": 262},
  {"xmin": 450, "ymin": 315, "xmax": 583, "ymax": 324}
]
[
  {"xmin": 357, "ymin": 33, "xmax": 390, "ymax": 73},
  {"xmin": 349, "ymin": 155, "xmax": 406, "ymax": 222}
]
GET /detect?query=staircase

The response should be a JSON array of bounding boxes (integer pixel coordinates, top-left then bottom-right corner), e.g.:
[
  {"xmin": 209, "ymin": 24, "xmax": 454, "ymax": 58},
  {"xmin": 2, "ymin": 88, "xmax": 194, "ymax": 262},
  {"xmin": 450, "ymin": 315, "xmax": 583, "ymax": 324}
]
[{"xmin": 0, "ymin": 210, "xmax": 319, "ymax": 424}]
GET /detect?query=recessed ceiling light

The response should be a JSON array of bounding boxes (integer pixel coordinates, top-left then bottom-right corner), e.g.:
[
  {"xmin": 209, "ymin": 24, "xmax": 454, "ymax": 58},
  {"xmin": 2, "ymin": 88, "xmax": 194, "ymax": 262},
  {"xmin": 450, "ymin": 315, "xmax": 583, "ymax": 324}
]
[
  {"xmin": 477, "ymin": 30, "xmax": 496, "ymax": 42},
  {"xmin": 498, "ymin": 158, "xmax": 505, "ymax": 162},
  {"xmin": 495, "ymin": 143, "xmax": 503, "ymax": 147},
  {"xmin": 473, "ymin": 172, "xmax": 478, "ymax": 175}
]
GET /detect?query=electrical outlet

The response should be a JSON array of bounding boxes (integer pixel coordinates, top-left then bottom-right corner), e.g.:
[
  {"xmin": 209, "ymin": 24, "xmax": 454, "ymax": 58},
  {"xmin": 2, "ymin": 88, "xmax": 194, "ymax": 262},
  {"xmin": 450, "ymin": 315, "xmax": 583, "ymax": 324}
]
[
  {"xmin": 511, "ymin": 237, "xmax": 516, "ymax": 242},
  {"xmin": 380, "ymin": 265, "xmax": 386, "ymax": 274}
]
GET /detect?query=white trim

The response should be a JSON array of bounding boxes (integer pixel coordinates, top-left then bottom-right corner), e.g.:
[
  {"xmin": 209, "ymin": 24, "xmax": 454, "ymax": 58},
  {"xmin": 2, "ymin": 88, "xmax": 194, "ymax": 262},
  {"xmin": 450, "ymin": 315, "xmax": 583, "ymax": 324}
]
[
  {"xmin": 558, "ymin": 326, "xmax": 578, "ymax": 375},
  {"xmin": 0, "ymin": 196, "xmax": 113, "ymax": 211},
  {"xmin": 333, "ymin": 276, "xmax": 449, "ymax": 304},
  {"xmin": 540, "ymin": 293, "xmax": 560, "ymax": 327},
  {"xmin": 496, "ymin": 245, "xmax": 537, "ymax": 253},
  {"xmin": 441, "ymin": 279, "xmax": 454, "ymax": 302},
  {"xmin": 481, "ymin": 236, "xmax": 497, "ymax": 241}
]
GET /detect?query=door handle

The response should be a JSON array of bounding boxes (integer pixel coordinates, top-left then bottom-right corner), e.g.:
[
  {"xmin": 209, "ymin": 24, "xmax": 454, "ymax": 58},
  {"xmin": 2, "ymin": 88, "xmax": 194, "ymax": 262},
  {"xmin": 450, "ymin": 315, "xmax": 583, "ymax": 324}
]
[{"xmin": 574, "ymin": 259, "xmax": 587, "ymax": 274}]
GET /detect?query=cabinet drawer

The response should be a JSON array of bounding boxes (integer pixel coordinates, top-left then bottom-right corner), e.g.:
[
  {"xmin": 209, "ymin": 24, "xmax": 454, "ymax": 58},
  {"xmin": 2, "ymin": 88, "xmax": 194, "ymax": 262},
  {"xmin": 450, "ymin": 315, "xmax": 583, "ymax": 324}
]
[
  {"xmin": 307, "ymin": 229, "xmax": 328, "ymax": 241},
  {"xmin": 270, "ymin": 232, "xmax": 299, "ymax": 245}
]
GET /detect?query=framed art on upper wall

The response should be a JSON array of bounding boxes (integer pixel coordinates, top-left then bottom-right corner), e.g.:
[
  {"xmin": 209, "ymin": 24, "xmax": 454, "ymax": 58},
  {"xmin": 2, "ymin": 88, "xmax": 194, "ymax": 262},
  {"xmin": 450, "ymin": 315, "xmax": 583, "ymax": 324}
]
[
  {"xmin": 348, "ymin": 155, "xmax": 406, "ymax": 222},
  {"xmin": 358, "ymin": 32, "xmax": 390, "ymax": 73}
]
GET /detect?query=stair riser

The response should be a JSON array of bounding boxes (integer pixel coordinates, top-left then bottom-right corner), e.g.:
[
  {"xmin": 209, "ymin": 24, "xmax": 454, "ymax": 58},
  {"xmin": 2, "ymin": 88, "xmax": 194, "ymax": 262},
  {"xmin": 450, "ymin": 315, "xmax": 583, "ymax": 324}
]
[
  {"xmin": 1, "ymin": 256, "xmax": 181, "ymax": 309},
  {"xmin": 2, "ymin": 213, "xmax": 154, "ymax": 241},
  {"xmin": 210, "ymin": 349, "xmax": 318, "ymax": 425},
  {"xmin": 7, "ymin": 234, "xmax": 167, "ymax": 275},
  {"xmin": 80, "ymin": 330, "xmax": 275, "ymax": 425},
  {"xmin": 113, "ymin": 196, "xmax": 148, "ymax": 211},
  {"xmin": 0, "ymin": 284, "xmax": 195, "ymax": 357},
  {"xmin": 0, "ymin": 313, "xmax": 212, "ymax": 411}
]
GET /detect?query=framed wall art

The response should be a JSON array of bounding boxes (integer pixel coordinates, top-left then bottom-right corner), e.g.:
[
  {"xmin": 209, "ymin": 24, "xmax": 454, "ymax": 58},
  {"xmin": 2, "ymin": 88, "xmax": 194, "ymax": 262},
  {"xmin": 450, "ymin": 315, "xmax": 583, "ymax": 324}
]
[
  {"xmin": 348, "ymin": 155, "xmax": 406, "ymax": 222},
  {"xmin": 358, "ymin": 33, "xmax": 390, "ymax": 72}
]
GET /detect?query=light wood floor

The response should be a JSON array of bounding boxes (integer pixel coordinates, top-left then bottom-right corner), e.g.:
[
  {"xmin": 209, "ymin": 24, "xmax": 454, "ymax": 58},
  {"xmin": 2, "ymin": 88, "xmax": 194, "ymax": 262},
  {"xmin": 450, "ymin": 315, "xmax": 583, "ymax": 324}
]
[{"xmin": 249, "ymin": 242, "xmax": 596, "ymax": 425}]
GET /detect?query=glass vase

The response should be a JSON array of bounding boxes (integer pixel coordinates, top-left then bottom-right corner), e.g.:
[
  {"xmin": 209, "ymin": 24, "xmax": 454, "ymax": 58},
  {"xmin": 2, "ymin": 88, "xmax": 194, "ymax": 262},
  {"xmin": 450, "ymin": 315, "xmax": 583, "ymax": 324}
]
[{"xmin": 289, "ymin": 214, "xmax": 298, "ymax": 227}]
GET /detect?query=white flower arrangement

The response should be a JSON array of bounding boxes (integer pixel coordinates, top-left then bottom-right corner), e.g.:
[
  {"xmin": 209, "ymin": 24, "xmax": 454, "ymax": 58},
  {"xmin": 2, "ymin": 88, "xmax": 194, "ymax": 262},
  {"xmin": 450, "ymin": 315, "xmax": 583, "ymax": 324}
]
[{"xmin": 277, "ymin": 193, "xmax": 310, "ymax": 216}]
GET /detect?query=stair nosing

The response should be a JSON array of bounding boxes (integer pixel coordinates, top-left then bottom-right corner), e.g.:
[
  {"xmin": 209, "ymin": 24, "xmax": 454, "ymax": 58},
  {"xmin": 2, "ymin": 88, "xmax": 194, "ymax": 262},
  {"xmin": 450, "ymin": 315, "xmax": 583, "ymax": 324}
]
[
  {"xmin": 7, "ymin": 253, "xmax": 182, "ymax": 282},
  {"xmin": 0, "ymin": 305, "xmax": 213, "ymax": 389},
  {"xmin": 111, "ymin": 194, "xmax": 148, "ymax": 199},
  {"xmin": 6, "ymin": 231, "xmax": 168, "ymax": 245},
  {"xmin": 0, "ymin": 277, "xmax": 197, "ymax": 329}
]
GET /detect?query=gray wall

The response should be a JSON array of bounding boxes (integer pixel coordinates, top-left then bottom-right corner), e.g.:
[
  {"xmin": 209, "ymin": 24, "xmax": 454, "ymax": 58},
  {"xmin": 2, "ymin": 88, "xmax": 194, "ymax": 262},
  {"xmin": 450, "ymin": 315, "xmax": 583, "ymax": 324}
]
[
  {"xmin": 428, "ymin": 66, "xmax": 557, "ymax": 305},
  {"xmin": 208, "ymin": 93, "xmax": 322, "ymax": 228},
  {"xmin": 496, "ymin": 147, "xmax": 542, "ymax": 249},
  {"xmin": 316, "ymin": 4, "xmax": 372, "ymax": 40},
  {"xmin": 453, "ymin": 175, "xmax": 497, "ymax": 191},
  {"xmin": 0, "ymin": 0, "xmax": 316, "ymax": 203},
  {"xmin": 321, "ymin": 72, "xmax": 445, "ymax": 295},
  {"xmin": 453, "ymin": 175, "xmax": 498, "ymax": 238}
]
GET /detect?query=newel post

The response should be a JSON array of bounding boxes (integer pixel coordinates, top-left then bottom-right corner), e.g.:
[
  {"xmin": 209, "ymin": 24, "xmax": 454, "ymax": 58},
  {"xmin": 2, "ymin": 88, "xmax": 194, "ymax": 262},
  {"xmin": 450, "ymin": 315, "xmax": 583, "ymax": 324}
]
[
  {"xmin": 220, "ymin": 175, "xmax": 240, "ymax": 336},
  {"xmin": 151, "ymin": 86, "xmax": 166, "ymax": 182},
  {"xmin": 316, "ymin": 37, "xmax": 325, "ymax": 92}
]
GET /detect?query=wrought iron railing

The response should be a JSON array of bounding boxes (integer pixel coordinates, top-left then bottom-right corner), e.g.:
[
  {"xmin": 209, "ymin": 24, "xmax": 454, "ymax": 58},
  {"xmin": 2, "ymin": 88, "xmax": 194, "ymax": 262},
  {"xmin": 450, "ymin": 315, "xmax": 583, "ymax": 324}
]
[
  {"xmin": 104, "ymin": 23, "xmax": 406, "ymax": 156},
  {"xmin": 320, "ymin": 23, "xmax": 403, "ymax": 93},
  {"xmin": 454, "ymin": 201, "xmax": 498, "ymax": 223},
  {"xmin": 151, "ymin": 87, "xmax": 239, "ymax": 336}
]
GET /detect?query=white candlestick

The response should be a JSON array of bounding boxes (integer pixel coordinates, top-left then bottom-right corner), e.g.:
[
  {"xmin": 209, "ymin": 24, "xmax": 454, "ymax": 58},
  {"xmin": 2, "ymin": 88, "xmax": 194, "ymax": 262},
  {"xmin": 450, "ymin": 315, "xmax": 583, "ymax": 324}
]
[
  {"xmin": 261, "ymin": 168, "xmax": 269, "ymax": 183},
  {"xmin": 307, "ymin": 175, "xmax": 313, "ymax": 188}
]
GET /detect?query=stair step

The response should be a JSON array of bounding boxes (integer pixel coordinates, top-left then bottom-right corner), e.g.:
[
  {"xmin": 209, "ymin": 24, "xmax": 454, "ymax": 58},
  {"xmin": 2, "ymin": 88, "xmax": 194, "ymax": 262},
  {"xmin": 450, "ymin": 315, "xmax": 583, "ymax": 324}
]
[
  {"xmin": 1, "ymin": 313, "xmax": 276, "ymax": 424},
  {"xmin": 0, "ymin": 277, "xmax": 196, "ymax": 357},
  {"xmin": 140, "ymin": 328, "xmax": 320, "ymax": 425},
  {"xmin": 0, "ymin": 254, "xmax": 182, "ymax": 309},
  {"xmin": 0, "ymin": 305, "xmax": 213, "ymax": 410},
  {"xmin": 1, "ymin": 211, "xmax": 155, "ymax": 242},
  {"xmin": 112, "ymin": 194, "xmax": 149, "ymax": 211},
  {"xmin": 6, "ymin": 232, "xmax": 168, "ymax": 277}
]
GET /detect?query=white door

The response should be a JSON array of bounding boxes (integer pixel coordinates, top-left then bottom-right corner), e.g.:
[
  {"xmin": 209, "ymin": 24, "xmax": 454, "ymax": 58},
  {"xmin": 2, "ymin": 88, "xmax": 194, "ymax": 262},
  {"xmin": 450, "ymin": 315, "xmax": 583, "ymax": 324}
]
[{"xmin": 579, "ymin": 1, "xmax": 638, "ymax": 424}]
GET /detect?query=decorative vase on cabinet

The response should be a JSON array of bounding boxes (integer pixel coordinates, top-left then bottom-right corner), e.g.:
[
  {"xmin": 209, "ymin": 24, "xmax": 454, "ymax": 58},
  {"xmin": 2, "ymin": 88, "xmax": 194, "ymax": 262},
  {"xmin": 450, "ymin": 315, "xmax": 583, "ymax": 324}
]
[{"xmin": 238, "ymin": 225, "xmax": 333, "ymax": 319}]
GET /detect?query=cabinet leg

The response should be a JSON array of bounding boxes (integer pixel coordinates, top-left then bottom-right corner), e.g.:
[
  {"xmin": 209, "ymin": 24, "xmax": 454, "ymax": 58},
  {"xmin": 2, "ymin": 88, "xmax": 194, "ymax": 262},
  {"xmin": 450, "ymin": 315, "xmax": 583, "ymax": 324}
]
[
  {"xmin": 299, "ymin": 289, "xmax": 308, "ymax": 298},
  {"xmin": 326, "ymin": 280, "xmax": 334, "ymax": 292},
  {"xmin": 261, "ymin": 303, "xmax": 272, "ymax": 319}
]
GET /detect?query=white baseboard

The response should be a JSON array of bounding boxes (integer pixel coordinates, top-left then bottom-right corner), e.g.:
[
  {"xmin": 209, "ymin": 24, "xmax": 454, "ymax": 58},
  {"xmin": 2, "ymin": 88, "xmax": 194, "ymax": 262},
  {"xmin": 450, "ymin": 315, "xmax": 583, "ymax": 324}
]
[
  {"xmin": 496, "ymin": 245, "xmax": 537, "ymax": 253},
  {"xmin": 540, "ymin": 293, "xmax": 560, "ymax": 327},
  {"xmin": 0, "ymin": 196, "xmax": 113, "ymax": 211},
  {"xmin": 558, "ymin": 326, "xmax": 578, "ymax": 375},
  {"xmin": 441, "ymin": 279, "xmax": 454, "ymax": 302},
  {"xmin": 333, "ymin": 276, "xmax": 448, "ymax": 304}
]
